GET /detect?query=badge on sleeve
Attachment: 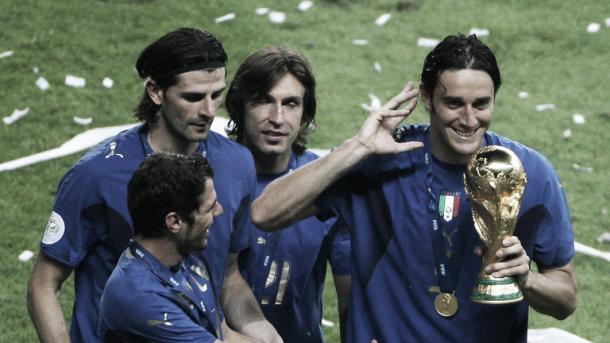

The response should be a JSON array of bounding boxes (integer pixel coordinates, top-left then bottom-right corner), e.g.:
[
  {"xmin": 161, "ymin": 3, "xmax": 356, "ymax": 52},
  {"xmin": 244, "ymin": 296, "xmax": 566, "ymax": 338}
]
[{"xmin": 42, "ymin": 211, "xmax": 65, "ymax": 245}]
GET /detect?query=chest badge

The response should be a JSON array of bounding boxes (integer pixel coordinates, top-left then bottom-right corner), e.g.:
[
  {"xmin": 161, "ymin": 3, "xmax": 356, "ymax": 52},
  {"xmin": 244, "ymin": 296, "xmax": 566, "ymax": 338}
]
[{"xmin": 439, "ymin": 191, "xmax": 460, "ymax": 222}]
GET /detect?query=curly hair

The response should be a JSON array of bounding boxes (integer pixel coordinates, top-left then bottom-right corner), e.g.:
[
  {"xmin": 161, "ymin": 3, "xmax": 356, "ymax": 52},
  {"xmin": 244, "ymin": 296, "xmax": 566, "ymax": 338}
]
[
  {"xmin": 128, "ymin": 153, "xmax": 213, "ymax": 239},
  {"xmin": 225, "ymin": 47, "xmax": 316, "ymax": 156}
]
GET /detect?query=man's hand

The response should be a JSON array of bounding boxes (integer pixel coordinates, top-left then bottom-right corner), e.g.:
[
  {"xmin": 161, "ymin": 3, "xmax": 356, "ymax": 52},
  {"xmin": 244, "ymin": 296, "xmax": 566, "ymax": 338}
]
[
  {"xmin": 483, "ymin": 236, "xmax": 531, "ymax": 286},
  {"xmin": 356, "ymin": 82, "xmax": 423, "ymax": 156}
]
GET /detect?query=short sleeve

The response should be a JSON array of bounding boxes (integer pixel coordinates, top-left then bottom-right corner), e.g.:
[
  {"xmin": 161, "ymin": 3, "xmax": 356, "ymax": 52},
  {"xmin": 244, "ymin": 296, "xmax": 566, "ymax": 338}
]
[{"xmin": 328, "ymin": 219, "xmax": 351, "ymax": 276}]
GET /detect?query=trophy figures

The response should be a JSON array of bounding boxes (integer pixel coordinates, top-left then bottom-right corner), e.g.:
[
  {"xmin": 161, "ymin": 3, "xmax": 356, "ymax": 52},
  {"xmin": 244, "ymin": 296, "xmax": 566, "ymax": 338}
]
[{"xmin": 465, "ymin": 146, "xmax": 527, "ymax": 304}]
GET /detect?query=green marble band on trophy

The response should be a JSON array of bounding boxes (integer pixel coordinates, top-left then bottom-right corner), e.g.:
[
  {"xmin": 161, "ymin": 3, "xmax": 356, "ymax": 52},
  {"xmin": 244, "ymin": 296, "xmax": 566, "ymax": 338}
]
[{"xmin": 465, "ymin": 145, "xmax": 527, "ymax": 304}]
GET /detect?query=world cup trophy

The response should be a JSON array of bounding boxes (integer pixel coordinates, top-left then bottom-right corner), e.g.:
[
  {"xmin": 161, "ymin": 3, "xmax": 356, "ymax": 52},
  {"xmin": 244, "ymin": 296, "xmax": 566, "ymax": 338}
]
[{"xmin": 465, "ymin": 145, "xmax": 527, "ymax": 304}]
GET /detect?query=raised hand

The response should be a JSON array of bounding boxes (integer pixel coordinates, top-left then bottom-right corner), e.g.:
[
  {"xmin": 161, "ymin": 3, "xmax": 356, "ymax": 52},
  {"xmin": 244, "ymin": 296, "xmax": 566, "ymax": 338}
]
[{"xmin": 356, "ymin": 82, "xmax": 423, "ymax": 155}]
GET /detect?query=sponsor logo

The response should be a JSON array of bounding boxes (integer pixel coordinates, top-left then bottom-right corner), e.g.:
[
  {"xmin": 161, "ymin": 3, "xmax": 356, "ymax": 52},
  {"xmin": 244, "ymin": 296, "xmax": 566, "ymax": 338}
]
[
  {"xmin": 42, "ymin": 211, "xmax": 65, "ymax": 245},
  {"xmin": 105, "ymin": 142, "xmax": 124, "ymax": 159}
]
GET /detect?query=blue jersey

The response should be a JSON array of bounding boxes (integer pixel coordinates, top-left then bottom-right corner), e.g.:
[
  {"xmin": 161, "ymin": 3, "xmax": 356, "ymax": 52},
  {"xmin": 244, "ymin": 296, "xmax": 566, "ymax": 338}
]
[
  {"xmin": 100, "ymin": 241, "xmax": 223, "ymax": 342},
  {"xmin": 315, "ymin": 125, "xmax": 574, "ymax": 343},
  {"xmin": 39, "ymin": 124, "xmax": 255, "ymax": 342},
  {"xmin": 240, "ymin": 151, "xmax": 351, "ymax": 342}
]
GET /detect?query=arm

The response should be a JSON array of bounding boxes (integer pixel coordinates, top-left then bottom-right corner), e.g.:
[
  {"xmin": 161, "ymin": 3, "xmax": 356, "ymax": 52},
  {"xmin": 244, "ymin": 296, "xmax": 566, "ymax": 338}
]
[
  {"xmin": 333, "ymin": 274, "xmax": 351, "ymax": 343},
  {"xmin": 252, "ymin": 82, "xmax": 423, "ymax": 231},
  {"xmin": 27, "ymin": 253, "xmax": 73, "ymax": 343},
  {"xmin": 221, "ymin": 253, "xmax": 282, "ymax": 343},
  {"xmin": 484, "ymin": 236, "xmax": 577, "ymax": 319}
]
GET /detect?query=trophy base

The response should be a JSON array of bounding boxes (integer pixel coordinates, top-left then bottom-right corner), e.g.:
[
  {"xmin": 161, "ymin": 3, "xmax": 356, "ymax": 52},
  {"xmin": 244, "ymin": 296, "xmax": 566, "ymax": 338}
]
[{"xmin": 470, "ymin": 276, "xmax": 523, "ymax": 304}]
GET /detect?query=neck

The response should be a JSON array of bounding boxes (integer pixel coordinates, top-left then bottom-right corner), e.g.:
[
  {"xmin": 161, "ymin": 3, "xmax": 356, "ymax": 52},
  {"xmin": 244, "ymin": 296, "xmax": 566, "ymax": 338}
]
[
  {"xmin": 136, "ymin": 237, "xmax": 182, "ymax": 268},
  {"xmin": 252, "ymin": 150, "xmax": 292, "ymax": 175},
  {"xmin": 429, "ymin": 130, "xmax": 472, "ymax": 166},
  {"xmin": 147, "ymin": 123, "xmax": 199, "ymax": 155}
]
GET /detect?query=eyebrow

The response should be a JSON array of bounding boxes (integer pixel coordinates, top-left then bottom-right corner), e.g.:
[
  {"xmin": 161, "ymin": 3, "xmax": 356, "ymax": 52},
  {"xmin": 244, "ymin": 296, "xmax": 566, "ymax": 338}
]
[{"xmin": 181, "ymin": 87, "xmax": 226, "ymax": 97}]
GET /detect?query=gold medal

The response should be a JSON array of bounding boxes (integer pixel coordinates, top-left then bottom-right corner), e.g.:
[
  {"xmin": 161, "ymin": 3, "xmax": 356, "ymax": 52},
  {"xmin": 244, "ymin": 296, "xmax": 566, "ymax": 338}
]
[{"xmin": 434, "ymin": 292, "xmax": 458, "ymax": 317}]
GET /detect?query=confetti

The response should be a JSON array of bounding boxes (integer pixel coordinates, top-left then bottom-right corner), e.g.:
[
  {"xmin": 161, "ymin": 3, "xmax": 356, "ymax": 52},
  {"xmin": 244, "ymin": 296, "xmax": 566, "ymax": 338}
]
[
  {"xmin": 602, "ymin": 207, "xmax": 608, "ymax": 216},
  {"xmin": 352, "ymin": 39, "xmax": 369, "ymax": 46},
  {"xmin": 562, "ymin": 129, "xmax": 572, "ymax": 140},
  {"xmin": 18, "ymin": 250, "xmax": 34, "ymax": 262},
  {"xmin": 0, "ymin": 50, "xmax": 13, "ymax": 59},
  {"xmin": 3, "ymin": 108, "xmax": 30, "ymax": 125},
  {"xmin": 571, "ymin": 163, "xmax": 593, "ymax": 173},
  {"xmin": 33, "ymin": 66, "xmax": 40, "ymax": 73},
  {"xmin": 606, "ymin": 18, "xmax": 610, "ymax": 27},
  {"xmin": 535, "ymin": 103, "xmax": 555, "ymax": 112},
  {"xmin": 468, "ymin": 27, "xmax": 490, "ymax": 37},
  {"xmin": 374, "ymin": 62, "xmax": 382, "ymax": 74},
  {"xmin": 256, "ymin": 7, "xmax": 270, "ymax": 15},
  {"xmin": 586, "ymin": 22, "xmax": 601, "ymax": 33},
  {"xmin": 375, "ymin": 13, "xmax": 391, "ymax": 26},
  {"xmin": 518, "ymin": 91, "xmax": 529, "ymax": 98},
  {"xmin": 215, "ymin": 13, "xmax": 236, "ymax": 24},
  {"xmin": 321, "ymin": 318, "xmax": 335, "ymax": 327},
  {"xmin": 361, "ymin": 93, "xmax": 381, "ymax": 112},
  {"xmin": 73, "ymin": 116, "xmax": 93, "ymax": 126},
  {"xmin": 36, "ymin": 76, "xmax": 50, "ymax": 91},
  {"xmin": 417, "ymin": 37, "xmax": 439, "ymax": 48},
  {"xmin": 298, "ymin": 1, "xmax": 314, "ymax": 12},
  {"xmin": 269, "ymin": 11, "xmax": 286, "ymax": 24},
  {"xmin": 598, "ymin": 232, "xmax": 610, "ymax": 243},
  {"xmin": 572, "ymin": 113, "xmax": 585, "ymax": 125},
  {"xmin": 102, "ymin": 77, "xmax": 114, "ymax": 89},
  {"xmin": 65, "ymin": 75, "xmax": 86, "ymax": 88}
]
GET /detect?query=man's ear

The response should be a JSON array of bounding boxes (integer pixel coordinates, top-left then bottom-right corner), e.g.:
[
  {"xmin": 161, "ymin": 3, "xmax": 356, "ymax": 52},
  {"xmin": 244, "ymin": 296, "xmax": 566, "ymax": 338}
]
[
  {"xmin": 146, "ymin": 80, "xmax": 164, "ymax": 106},
  {"xmin": 419, "ymin": 84, "xmax": 432, "ymax": 113},
  {"xmin": 165, "ymin": 212, "xmax": 182, "ymax": 234}
]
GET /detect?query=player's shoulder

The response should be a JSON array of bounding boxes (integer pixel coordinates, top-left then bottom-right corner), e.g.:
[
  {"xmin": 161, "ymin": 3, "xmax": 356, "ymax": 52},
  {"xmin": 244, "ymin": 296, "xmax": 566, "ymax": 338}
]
[{"xmin": 206, "ymin": 131, "xmax": 255, "ymax": 172}]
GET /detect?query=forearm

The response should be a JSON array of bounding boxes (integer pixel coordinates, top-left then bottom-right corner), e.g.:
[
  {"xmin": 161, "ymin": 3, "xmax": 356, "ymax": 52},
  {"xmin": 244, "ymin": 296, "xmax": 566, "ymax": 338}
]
[
  {"xmin": 27, "ymin": 281, "xmax": 70, "ymax": 343},
  {"xmin": 221, "ymin": 257, "xmax": 281, "ymax": 342},
  {"xmin": 252, "ymin": 137, "xmax": 370, "ymax": 231},
  {"xmin": 519, "ymin": 261, "xmax": 577, "ymax": 320}
]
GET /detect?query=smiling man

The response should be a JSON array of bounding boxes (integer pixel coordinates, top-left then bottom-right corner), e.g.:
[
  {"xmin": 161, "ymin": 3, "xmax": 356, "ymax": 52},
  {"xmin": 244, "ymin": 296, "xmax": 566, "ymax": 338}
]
[
  {"xmin": 226, "ymin": 47, "xmax": 351, "ymax": 342},
  {"xmin": 27, "ymin": 28, "xmax": 279, "ymax": 343},
  {"xmin": 251, "ymin": 34, "xmax": 576, "ymax": 342}
]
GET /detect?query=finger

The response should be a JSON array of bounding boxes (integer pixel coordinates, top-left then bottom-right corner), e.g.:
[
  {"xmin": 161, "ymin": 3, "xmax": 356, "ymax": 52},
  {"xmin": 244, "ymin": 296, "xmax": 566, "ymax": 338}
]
[
  {"xmin": 490, "ymin": 263, "xmax": 530, "ymax": 279},
  {"xmin": 375, "ymin": 100, "xmax": 417, "ymax": 120},
  {"xmin": 381, "ymin": 82, "xmax": 419, "ymax": 110},
  {"xmin": 394, "ymin": 141, "xmax": 424, "ymax": 153},
  {"xmin": 485, "ymin": 254, "xmax": 529, "ymax": 275}
]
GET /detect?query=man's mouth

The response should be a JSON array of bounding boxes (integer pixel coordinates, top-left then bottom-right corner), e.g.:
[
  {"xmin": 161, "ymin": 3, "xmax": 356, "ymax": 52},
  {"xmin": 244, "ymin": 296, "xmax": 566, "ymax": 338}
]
[{"xmin": 452, "ymin": 127, "xmax": 478, "ymax": 138}]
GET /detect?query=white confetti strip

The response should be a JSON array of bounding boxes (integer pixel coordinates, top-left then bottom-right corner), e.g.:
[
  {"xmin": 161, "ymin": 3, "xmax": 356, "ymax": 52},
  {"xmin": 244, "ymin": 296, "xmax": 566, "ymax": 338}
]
[
  {"xmin": 256, "ymin": 7, "xmax": 270, "ymax": 15},
  {"xmin": 469, "ymin": 27, "xmax": 490, "ymax": 37},
  {"xmin": 298, "ymin": 1, "xmax": 313, "ymax": 12},
  {"xmin": 586, "ymin": 22, "xmax": 600, "ymax": 33},
  {"xmin": 321, "ymin": 318, "xmax": 335, "ymax": 327},
  {"xmin": 562, "ymin": 129, "xmax": 572, "ymax": 140},
  {"xmin": 33, "ymin": 66, "xmax": 40, "ymax": 73},
  {"xmin": 352, "ymin": 39, "xmax": 368, "ymax": 46},
  {"xmin": 215, "ymin": 13, "xmax": 236, "ymax": 24},
  {"xmin": 518, "ymin": 91, "xmax": 529, "ymax": 98},
  {"xmin": 374, "ymin": 62, "xmax": 382, "ymax": 74},
  {"xmin": 572, "ymin": 113, "xmax": 585, "ymax": 124},
  {"xmin": 19, "ymin": 250, "xmax": 34, "ymax": 262},
  {"xmin": 606, "ymin": 18, "xmax": 610, "ymax": 27},
  {"xmin": 269, "ymin": 11, "xmax": 286, "ymax": 24},
  {"xmin": 375, "ymin": 13, "xmax": 391, "ymax": 26},
  {"xmin": 361, "ymin": 93, "xmax": 381, "ymax": 112},
  {"xmin": 572, "ymin": 163, "xmax": 593, "ymax": 173},
  {"xmin": 0, "ymin": 50, "xmax": 13, "ymax": 59},
  {"xmin": 598, "ymin": 232, "xmax": 610, "ymax": 243},
  {"xmin": 102, "ymin": 77, "xmax": 114, "ymax": 89},
  {"xmin": 3, "ymin": 108, "xmax": 30, "ymax": 125},
  {"xmin": 65, "ymin": 75, "xmax": 86, "ymax": 88},
  {"xmin": 73, "ymin": 116, "xmax": 93, "ymax": 125},
  {"xmin": 417, "ymin": 37, "xmax": 439, "ymax": 48},
  {"xmin": 535, "ymin": 103, "xmax": 555, "ymax": 112},
  {"xmin": 36, "ymin": 76, "xmax": 50, "ymax": 91}
]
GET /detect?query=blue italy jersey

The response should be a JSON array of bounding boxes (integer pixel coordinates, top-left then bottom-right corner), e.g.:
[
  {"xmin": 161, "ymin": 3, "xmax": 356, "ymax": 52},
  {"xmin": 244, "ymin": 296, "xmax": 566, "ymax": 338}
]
[
  {"xmin": 315, "ymin": 124, "xmax": 574, "ymax": 343},
  {"xmin": 100, "ymin": 241, "xmax": 223, "ymax": 342},
  {"xmin": 39, "ymin": 124, "xmax": 255, "ymax": 342},
  {"xmin": 240, "ymin": 151, "xmax": 351, "ymax": 342}
]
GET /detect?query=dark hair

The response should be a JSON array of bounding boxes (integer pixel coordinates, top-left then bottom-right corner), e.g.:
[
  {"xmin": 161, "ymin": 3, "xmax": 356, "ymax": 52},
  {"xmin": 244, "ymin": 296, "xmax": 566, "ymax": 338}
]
[
  {"xmin": 421, "ymin": 34, "xmax": 501, "ymax": 98},
  {"xmin": 225, "ymin": 47, "xmax": 316, "ymax": 155},
  {"xmin": 127, "ymin": 152, "xmax": 214, "ymax": 239},
  {"xmin": 134, "ymin": 28, "xmax": 227, "ymax": 124}
]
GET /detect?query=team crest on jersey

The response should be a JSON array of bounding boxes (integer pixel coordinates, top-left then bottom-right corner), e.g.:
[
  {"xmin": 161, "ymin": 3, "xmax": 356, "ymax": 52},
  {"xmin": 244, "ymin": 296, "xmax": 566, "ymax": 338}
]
[
  {"xmin": 42, "ymin": 211, "xmax": 65, "ymax": 244},
  {"xmin": 438, "ymin": 191, "xmax": 460, "ymax": 222}
]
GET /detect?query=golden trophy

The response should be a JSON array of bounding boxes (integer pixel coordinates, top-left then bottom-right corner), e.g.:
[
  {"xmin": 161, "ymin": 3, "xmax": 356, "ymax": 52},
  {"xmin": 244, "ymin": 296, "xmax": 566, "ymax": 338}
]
[{"xmin": 464, "ymin": 145, "xmax": 527, "ymax": 304}]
